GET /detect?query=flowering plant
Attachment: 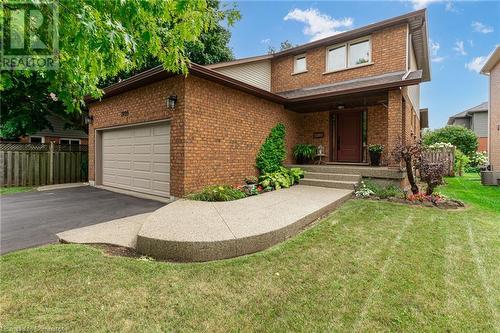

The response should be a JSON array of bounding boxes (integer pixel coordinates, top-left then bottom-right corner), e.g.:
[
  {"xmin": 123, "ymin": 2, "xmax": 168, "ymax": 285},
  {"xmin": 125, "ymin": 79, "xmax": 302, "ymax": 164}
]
[
  {"xmin": 406, "ymin": 192, "xmax": 445, "ymax": 204},
  {"xmin": 426, "ymin": 142, "xmax": 455, "ymax": 151},
  {"xmin": 354, "ymin": 181, "xmax": 375, "ymax": 198}
]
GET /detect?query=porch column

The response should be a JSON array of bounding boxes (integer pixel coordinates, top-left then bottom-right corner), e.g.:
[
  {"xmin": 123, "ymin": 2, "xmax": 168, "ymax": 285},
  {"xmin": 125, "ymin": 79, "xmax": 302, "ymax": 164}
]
[{"xmin": 387, "ymin": 89, "xmax": 403, "ymax": 168}]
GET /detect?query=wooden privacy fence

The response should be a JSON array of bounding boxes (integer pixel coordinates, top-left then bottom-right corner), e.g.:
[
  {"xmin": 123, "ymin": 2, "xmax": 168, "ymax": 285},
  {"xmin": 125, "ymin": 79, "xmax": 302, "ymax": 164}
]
[
  {"xmin": 0, "ymin": 143, "xmax": 88, "ymax": 187},
  {"xmin": 422, "ymin": 147, "xmax": 455, "ymax": 176}
]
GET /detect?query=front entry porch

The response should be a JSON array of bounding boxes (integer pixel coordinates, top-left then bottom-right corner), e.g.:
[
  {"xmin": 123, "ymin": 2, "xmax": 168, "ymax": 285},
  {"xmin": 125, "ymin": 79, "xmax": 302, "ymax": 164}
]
[
  {"xmin": 288, "ymin": 88, "xmax": 416, "ymax": 168},
  {"xmin": 288, "ymin": 164, "xmax": 406, "ymax": 189}
]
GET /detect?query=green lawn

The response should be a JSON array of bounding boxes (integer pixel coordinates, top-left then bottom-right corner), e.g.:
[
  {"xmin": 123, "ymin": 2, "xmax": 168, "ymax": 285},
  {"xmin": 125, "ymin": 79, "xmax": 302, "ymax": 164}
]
[
  {"xmin": 0, "ymin": 186, "xmax": 34, "ymax": 195},
  {"xmin": 1, "ymin": 175, "xmax": 499, "ymax": 332}
]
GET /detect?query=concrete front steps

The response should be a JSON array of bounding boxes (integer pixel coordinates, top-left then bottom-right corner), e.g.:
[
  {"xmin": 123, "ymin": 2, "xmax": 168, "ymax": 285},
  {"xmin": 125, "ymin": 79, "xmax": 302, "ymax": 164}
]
[{"xmin": 292, "ymin": 165, "xmax": 361, "ymax": 190}]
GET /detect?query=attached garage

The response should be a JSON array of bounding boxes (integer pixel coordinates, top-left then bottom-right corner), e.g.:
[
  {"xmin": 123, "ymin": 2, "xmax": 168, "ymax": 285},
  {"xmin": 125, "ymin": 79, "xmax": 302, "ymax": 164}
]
[{"xmin": 99, "ymin": 121, "xmax": 171, "ymax": 198}]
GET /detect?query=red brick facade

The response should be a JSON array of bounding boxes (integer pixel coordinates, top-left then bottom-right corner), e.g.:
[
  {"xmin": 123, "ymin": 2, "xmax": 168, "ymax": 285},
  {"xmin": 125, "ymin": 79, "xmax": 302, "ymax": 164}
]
[
  {"xmin": 88, "ymin": 77, "xmax": 180, "ymax": 191},
  {"xmin": 87, "ymin": 20, "xmax": 422, "ymax": 196},
  {"xmin": 88, "ymin": 75, "xmax": 301, "ymax": 197},
  {"xmin": 181, "ymin": 76, "xmax": 301, "ymax": 195},
  {"xmin": 271, "ymin": 25, "xmax": 408, "ymax": 93},
  {"xmin": 478, "ymin": 137, "xmax": 488, "ymax": 153}
]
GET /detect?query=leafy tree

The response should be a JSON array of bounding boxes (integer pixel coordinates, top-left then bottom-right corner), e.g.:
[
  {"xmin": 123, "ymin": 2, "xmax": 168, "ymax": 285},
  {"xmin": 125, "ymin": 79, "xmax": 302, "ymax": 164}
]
[
  {"xmin": 422, "ymin": 126, "xmax": 478, "ymax": 157},
  {"xmin": 101, "ymin": 0, "xmax": 237, "ymax": 86},
  {"xmin": 256, "ymin": 123, "xmax": 287, "ymax": 174},
  {"xmin": 0, "ymin": 0, "xmax": 240, "ymax": 138},
  {"xmin": 267, "ymin": 40, "xmax": 296, "ymax": 54}
]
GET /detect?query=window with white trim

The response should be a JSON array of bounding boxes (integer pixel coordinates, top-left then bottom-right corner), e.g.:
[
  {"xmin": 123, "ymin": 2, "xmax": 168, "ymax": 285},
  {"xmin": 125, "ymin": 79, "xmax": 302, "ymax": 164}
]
[
  {"xmin": 293, "ymin": 54, "xmax": 307, "ymax": 73},
  {"xmin": 29, "ymin": 136, "xmax": 44, "ymax": 143},
  {"xmin": 327, "ymin": 45, "xmax": 346, "ymax": 71},
  {"xmin": 326, "ymin": 37, "xmax": 371, "ymax": 72},
  {"xmin": 60, "ymin": 138, "xmax": 81, "ymax": 145}
]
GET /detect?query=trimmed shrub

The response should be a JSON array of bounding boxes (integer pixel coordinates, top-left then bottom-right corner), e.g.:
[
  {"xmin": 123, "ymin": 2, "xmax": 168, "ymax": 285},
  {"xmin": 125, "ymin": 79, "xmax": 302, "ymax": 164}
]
[
  {"xmin": 422, "ymin": 126, "xmax": 478, "ymax": 157},
  {"xmin": 256, "ymin": 123, "xmax": 286, "ymax": 174},
  {"xmin": 420, "ymin": 158, "xmax": 447, "ymax": 195},
  {"xmin": 187, "ymin": 185, "xmax": 246, "ymax": 202}
]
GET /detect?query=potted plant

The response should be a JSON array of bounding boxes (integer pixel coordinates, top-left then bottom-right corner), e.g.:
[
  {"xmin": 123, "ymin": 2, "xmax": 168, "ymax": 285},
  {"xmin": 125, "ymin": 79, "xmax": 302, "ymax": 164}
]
[
  {"xmin": 368, "ymin": 144, "xmax": 384, "ymax": 166},
  {"xmin": 242, "ymin": 176, "xmax": 258, "ymax": 195},
  {"xmin": 292, "ymin": 144, "xmax": 317, "ymax": 164}
]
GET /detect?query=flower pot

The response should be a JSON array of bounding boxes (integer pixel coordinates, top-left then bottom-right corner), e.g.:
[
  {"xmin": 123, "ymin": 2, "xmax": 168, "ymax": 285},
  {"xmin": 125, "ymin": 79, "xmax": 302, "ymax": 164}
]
[
  {"xmin": 369, "ymin": 151, "xmax": 381, "ymax": 166},
  {"xmin": 296, "ymin": 157, "xmax": 307, "ymax": 165},
  {"xmin": 242, "ymin": 184, "xmax": 257, "ymax": 195}
]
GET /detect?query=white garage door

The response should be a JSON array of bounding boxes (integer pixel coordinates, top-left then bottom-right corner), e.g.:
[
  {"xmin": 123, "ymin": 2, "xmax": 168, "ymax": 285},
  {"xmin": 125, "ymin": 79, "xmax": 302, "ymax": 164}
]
[{"xmin": 102, "ymin": 122, "xmax": 170, "ymax": 197}]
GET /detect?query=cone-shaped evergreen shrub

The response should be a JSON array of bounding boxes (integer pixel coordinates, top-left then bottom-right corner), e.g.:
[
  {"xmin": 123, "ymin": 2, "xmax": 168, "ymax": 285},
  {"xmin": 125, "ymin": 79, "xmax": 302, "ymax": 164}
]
[{"xmin": 256, "ymin": 123, "xmax": 286, "ymax": 174}]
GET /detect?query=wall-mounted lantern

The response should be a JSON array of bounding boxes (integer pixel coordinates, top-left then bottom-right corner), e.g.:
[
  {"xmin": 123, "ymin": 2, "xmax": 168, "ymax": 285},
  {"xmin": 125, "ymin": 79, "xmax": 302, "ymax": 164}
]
[
  {"xmin": 166, "ymin": 95, "xmax": 177, "ymax": 109},
  {"xmin": 84, "ymin": 115, "xmax": 93, "ymax": 125}
]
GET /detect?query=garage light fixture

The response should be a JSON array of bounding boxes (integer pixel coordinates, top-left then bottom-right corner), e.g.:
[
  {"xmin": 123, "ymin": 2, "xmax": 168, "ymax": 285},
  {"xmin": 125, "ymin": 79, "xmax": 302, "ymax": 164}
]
[
  {"xmin": 166, "ymin": 95, "xmax": 177, "ymax": 109},
  {"xmin": 84, "ymin": 115, "xmax": 93, "ymax": 125}
]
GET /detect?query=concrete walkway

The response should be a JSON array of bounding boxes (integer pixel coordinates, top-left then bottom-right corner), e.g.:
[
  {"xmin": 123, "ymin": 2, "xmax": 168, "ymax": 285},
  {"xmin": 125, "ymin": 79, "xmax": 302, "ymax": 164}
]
[
  {"xmin": 137, "ymin": 185, "xmax": 352, "ymax": 261},
  {"xmin": 57, "ymin": 213, "xmax": 151, "ymax": 249},
  {"xmin": 57, "ymin": 185, "xmax": 352, "ymax": 262}
]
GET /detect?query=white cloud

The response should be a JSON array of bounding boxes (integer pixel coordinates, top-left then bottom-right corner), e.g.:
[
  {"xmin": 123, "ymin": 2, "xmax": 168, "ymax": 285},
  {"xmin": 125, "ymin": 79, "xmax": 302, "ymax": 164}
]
[
  {"xmin": 410, "ymin": 0, "xmax": 458, "ymax": 11},
  {"xmin": 472, "ymin": 21, "xmax": 493, "ymax": 34},
  {"xmin": 432, "ymin": 56, "xmax": 445, "ymax": 63},
  {"xmin": 465, "ymin": 56, "xmax": 487, "ymax": 73},
  {"xmin": 445, "ymin": 1, "xmax": 458, "ymax": 12},
  {"xmin": 453, "ymin": 41, "xmax": 466, "ymax": 55},
  {"xmin": 430, "ymin": 39, "xmax": 445, "ymax": 63},
  {"xmin": 284, "ymin": 8, "xmax": 353, "ymax": 41},
  {"xmin": 410, "ymin": 0, "xmax": 442, "ymax": 10},
  {"xmin": 261, "ymin": 38, "xmax": 271, "ymax": 45}
]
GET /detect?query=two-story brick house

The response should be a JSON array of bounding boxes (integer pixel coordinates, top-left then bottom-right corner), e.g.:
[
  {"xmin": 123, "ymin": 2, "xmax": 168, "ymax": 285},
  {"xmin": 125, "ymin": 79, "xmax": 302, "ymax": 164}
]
[{"xmin": 86, "ymin": 9, "xmax": 430, "ymax": 199}]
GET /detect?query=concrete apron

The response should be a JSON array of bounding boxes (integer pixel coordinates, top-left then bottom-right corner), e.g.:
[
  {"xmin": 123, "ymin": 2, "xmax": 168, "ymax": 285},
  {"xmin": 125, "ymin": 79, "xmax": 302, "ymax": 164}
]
[{"xmin": 137, "ymin": 185, "xmax": 353, "ymax": 262}]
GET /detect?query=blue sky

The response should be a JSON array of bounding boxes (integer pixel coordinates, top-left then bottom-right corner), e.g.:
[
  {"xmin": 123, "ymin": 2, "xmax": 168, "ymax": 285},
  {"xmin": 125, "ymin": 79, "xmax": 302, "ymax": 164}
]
[{"xmin": 225, "ymin": 0, "xmax": 499, "ymax": 128}]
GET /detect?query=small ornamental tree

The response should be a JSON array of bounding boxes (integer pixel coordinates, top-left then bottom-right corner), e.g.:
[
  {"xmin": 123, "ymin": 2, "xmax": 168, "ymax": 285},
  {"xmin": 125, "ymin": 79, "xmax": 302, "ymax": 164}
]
[
  {"xmin": 256, "ymin": 124, "xmax": 286, "ymax": 174},
  {"xmin": 419, "ymin": 158, "xmax": 448, "ymax": 195},
  {"xmin": 392, "ymin": 139, "xmax": 422, "ymax": 194},
  {"xmin": 422, "ymin": 126, "xmax": 478, "ymax": 157}
]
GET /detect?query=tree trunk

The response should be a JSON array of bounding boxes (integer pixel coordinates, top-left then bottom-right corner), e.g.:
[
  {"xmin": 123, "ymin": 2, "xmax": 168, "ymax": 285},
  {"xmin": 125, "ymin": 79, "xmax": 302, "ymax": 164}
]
[{"xmin": 404, "ymin": 156, "xmax": 419, "ymax": 194}]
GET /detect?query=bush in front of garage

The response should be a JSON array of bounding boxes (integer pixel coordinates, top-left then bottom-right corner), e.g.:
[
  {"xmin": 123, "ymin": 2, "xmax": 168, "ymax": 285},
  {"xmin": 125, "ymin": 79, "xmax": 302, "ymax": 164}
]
[{"xmin": 187, "ymin": 185, "xmax": 246, "ymax": 202}]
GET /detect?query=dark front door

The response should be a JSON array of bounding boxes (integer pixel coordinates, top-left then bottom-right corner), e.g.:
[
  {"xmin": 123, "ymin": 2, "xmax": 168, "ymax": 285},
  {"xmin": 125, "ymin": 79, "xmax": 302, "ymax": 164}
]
[{"xmin": 336, "ymin": 112, "xmax": 362, "ymax": 162}]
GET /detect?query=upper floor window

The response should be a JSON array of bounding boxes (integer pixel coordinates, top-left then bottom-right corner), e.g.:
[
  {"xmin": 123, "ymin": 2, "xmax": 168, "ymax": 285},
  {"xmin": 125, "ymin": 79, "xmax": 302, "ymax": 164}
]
[
  {"xmin": 326, "ymin": 37, "xmax": 371, "ymax": 72},
  {"xmin": 293, "ymin": 54, "xmax": 307, "ymax": 74}
]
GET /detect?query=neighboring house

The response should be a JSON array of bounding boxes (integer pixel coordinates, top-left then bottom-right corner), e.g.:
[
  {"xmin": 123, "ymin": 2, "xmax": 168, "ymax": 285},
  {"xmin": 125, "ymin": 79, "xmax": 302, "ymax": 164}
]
[
  {"xmin": 447, "ymin": 102, "xmax": 488, "ymax": 152},
  {"xmin": 481, "ymin": 46, "xmax": 500, "ymax": 173},
  {"xmin": 85, "ymin": 9, "xmax": 430, "ymax": 199},
  {"xmin": 19, "ymin": 114, "xmax": 88, "ymax": 145}
]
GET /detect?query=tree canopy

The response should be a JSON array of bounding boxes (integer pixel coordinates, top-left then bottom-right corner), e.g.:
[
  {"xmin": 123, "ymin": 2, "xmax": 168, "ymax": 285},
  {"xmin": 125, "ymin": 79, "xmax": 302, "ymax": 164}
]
[
  {"xmin": 0, "ymin": 0, "xmax": 239, "ymax": 138},
  {"xmin": 422, "ymin": 126, "xmax": 478, "ymax": 157}
]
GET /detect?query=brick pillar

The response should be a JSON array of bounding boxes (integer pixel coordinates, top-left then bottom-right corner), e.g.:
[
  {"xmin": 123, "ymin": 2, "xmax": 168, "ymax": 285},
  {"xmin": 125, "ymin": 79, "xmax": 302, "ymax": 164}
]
[{"xmin": 387, "ymin": 89, "xmax": 403, "ymax": 168}]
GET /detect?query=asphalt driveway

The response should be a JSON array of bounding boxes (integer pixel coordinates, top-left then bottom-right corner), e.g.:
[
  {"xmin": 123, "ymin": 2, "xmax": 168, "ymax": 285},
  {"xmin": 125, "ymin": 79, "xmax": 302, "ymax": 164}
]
[{"xmin": 0, "ymin": 186, "xmax": 164, "ymax": 254}]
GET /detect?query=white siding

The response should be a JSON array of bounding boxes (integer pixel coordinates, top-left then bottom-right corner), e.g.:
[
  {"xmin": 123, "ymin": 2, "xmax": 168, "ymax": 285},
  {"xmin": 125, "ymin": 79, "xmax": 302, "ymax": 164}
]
[
  {"xmin": 213, "ymin": 60, "xmax": 271, "ymax": 91},
  {"xmin": 471, "ymin": 112, "xmax": 488, "ymax": 137},
  {"xmin": 453, "ymin": 118, "xmax": 471, "ymax": 128},
  {"xmin": 407, "ymin": 84, "xmax": 420, "ymax": 115},
  {"xmin": 409, "ymin": 37, "xmax": 418, "ymax": 71},
  {"xmin": 406, "ymin": 38, "xmax": 420, "ymax": 115}
]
